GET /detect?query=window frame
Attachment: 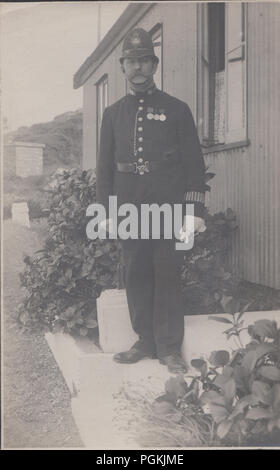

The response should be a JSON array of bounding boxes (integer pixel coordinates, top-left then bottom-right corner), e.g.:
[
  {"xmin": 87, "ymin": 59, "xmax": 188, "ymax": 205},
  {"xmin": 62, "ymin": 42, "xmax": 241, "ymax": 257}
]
[
  {"xmin": 197, "ymin": 3, "xmax": 248, "ymax": 150},
  {"xmin": 96, "ymin": 73, "xmax": 108, "ymax": 154},
  {"xmin": 149, "ymin": 22, "xmax": 163, "ymax": 90}
]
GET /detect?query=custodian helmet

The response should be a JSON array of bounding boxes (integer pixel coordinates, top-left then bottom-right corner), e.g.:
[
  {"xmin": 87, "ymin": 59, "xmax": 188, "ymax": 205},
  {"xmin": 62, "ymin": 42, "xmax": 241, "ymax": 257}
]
[{"xmin": 120, "ymin": 28, "xmax": 159, "ymax": 64}]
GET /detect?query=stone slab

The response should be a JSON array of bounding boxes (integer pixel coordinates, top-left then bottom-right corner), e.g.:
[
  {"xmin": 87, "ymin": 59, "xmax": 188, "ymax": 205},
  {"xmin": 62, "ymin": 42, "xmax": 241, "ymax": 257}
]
[
  {"xmin": 71, "ymin": 353, "xmax": 172, "ymax": 449},
  {"xmin": 12, "ymin": 202, "xmax": 30, "ymax": 228},
  {"xmin": 45, "ymin": 306, "xmax": 280, "ymax": 449},
  {"xmin": 97, "ymin": 289, "xmax": 138, "ymax": 352},
  {"xmin": 45, "ymin": 332, "xmax": 100, "ymax": 395}
]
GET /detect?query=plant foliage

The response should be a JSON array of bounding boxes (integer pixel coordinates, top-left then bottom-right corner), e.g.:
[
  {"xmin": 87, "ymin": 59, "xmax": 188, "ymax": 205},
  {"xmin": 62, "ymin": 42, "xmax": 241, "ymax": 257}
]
[
  {"xmin": 18, "ymin": 168, "xmax": 120, "ymax": 337},
  {"xmin": 182, "ymin": 208, "xmax": 238, "ymax": 314},
  {"xmin": 156, "ymin": 304, "xmax": 280, "ymax": 446}
]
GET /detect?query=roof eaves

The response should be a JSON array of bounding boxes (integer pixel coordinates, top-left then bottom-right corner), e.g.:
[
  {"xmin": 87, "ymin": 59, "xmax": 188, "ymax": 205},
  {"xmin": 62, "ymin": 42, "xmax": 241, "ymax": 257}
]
[{"xmin": 73, "ymin": 3, "xmax": 154, "ymax": 89}]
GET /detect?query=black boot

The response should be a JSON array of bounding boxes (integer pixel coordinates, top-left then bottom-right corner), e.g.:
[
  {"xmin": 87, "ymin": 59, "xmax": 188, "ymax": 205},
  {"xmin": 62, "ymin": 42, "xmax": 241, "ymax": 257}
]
[
  {"xmin": 113, "ymin": 347, "xmax": 157, "ymax": 364},
  {"xmin": 159, "ymin": 353, "xmax": 188, "ymax": 374}
]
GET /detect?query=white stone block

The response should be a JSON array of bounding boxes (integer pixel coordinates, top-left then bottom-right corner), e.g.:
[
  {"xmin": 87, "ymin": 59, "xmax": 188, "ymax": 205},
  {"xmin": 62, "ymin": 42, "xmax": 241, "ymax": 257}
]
[
  {"xmin": 12, "ymin": 202, "xmax": 30, "ymax": 228},
  {"xmin": 182, "ymin": 310, "xmax": 280, "ymax": 365},
  {"xmin": 97, "ymin": 289, "xmax": 138, "ymax": 353},
  {"xmin": 97, "ymin": 289, "xmax": 279, "ymax": 365}
]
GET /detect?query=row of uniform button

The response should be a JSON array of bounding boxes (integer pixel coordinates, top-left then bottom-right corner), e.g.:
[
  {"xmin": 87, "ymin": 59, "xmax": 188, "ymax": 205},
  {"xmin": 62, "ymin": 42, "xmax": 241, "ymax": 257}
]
[{"xmin": 135, "ymin": 98, "xmax": 145, "ymax": 159}]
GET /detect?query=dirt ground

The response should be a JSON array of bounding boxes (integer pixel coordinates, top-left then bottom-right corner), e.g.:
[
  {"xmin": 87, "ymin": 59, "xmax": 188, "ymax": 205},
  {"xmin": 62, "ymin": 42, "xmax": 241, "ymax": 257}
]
[{"xmin": 3, "ymin": 219, "xmax": 84, "ymax": 449}]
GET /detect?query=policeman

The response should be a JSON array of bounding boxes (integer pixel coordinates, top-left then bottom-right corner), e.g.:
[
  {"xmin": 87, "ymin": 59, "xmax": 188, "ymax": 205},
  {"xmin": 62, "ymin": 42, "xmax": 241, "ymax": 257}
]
[{"xmin": 97, "ymin": 28, "xmax": 206, "ymax": 373}]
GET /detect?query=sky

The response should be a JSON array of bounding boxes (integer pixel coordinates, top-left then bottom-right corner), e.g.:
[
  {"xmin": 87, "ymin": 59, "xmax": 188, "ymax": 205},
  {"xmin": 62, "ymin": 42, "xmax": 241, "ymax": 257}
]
[{"xmin": 0, "ymin": 2, "xmax": 128, "ymax": 131}]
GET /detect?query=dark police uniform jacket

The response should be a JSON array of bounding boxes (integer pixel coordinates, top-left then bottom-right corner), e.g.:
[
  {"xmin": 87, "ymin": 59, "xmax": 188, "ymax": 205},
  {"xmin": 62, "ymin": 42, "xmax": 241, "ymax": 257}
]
[{"xmin": 96, "ymin": 87, "xmax": 206, "ymax": 224}]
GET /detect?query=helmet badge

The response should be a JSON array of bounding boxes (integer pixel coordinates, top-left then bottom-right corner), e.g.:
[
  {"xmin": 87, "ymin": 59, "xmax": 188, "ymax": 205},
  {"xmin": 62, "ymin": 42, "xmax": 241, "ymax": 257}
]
[{"xmin": 131, "ymin": 33, "xmax": 141, "ymax": 48}]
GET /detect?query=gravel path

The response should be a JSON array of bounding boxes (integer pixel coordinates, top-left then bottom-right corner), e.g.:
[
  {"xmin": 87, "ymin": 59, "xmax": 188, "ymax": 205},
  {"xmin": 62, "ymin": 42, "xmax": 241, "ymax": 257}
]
[{"xmin": 3, "ymin": 219, "xmax": 84, "ymax": 449}]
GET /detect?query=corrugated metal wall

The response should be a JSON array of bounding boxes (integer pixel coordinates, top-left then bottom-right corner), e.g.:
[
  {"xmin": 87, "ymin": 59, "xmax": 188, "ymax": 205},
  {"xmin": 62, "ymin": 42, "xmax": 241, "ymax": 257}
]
[
  {"xmin": 205, "ymin": 3, "xmax": 280, "ymax": 288},
  {"xmin": 82, "ymin": 3, "xmax": 280, "ymax": 289}
]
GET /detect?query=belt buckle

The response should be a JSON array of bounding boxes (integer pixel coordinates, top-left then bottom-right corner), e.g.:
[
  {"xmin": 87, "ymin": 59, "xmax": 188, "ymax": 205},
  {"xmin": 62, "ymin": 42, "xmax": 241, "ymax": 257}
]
[{"xmin": 134, "ymin": 161, "xmax": 150, "ymax": 175}]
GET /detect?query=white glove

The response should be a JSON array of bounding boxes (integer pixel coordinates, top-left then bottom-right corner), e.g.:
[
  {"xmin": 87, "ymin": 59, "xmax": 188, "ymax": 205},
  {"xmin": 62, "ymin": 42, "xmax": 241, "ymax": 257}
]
[{"xmin": 179, "ymin": 215, "xmax": 206, "ymax": 243}]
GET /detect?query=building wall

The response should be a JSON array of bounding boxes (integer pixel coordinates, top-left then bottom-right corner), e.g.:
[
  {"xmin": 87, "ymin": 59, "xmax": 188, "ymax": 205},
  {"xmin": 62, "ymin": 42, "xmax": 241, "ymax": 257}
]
[
  {"xmin": 204, "ymin": 3, "xmax": 280, "ymax": 288},
  {"xmin": 81, "ymin": 3, "xmax": 280, "ymax": 288}
]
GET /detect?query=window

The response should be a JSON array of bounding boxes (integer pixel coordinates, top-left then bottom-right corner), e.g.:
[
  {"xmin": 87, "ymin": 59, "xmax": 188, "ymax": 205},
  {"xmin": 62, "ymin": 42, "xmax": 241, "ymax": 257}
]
[
  {"xmin": 150, "ymin": 23, "xmax": 163, "ymax": 90},
  {"xmin": 96, "ymin": 74, "xmax": 108, "ymax": 151},
  {"xmin": 198, "ymin": 3, "xmax": 247, "ymax": 146}
]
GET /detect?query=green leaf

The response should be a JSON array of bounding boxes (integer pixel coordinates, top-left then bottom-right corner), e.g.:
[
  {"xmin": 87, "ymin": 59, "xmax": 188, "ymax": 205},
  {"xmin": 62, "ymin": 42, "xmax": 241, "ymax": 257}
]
[
  {"xmin": 249, "ymin": 319, "xmax": 278, "ymax": 340},
  {"xmin": 66, "ymin": 319, "xmax": 76, "ymax": 328},
  {"xmin": 165, "ymin": 375, "xmax": 188, "ymax": 405},
  {"xmin": 246, "ymin": 407, "xmax": 273, "ymax": 420},
  {"xmin": 79, "ymin": 327, "xmax": 88, "ymax": 336},
  {"xmin": 84, "ymin": 318, "xmax": 98, "ymax": 328},
  {"xmin": 224, "ymin": 298, "xmax": 240, "ymax": 315},
  {"xmin": 228, "ymin": 395, "xmax": 257, "ymax": 420},
  {"xmin": 209, "ymin": 350, "xmax": 230, "ymax": 367},
  {"xmin": 217, "ymin": 419, "xmax": 233, "ymax": 439},
  {"xmin": 209, "ymin": 403, "xmax": 229, "ymax": 423},
  {"xmin": 258, "ymin": 366, "xmax": 280, "ymax": 382},
  {"xmin": 241, "ymin": 343, "xmax": 275, "ymax": 374},
  {"xmin": 220, "ymin": 295, "xmax": 234, "ymax": 311},
  {"xmin": 272, "ymin": 384, "xmax": 280, "ymax": 413},
  {"xmin": 208, "ymin": 316, "xmax": 233, "ymax": 324},
  {"xmin": 241, "ymin": 350, "xmax": 258, "ymax": 374},
  {"xmin": 200, "ymin": 390, "xmax": 225, "ymax": 406},
  {"xmin": 251, "ymin": 381, "xmax": 272, "ymax": 404},
  {"xmin": 223, "ymin": 378, "xmax": 236, "ymax": 403},
  {"xmin": 191, "ymin": 359, "xmax": 207, "ymax": 370}
]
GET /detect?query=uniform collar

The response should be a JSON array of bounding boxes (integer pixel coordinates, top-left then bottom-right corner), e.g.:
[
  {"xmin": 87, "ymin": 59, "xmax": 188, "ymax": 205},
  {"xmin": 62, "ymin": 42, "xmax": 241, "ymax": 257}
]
[{"xmin": 128, "ymin": 83, "xmax": 157, "ymax": 97}]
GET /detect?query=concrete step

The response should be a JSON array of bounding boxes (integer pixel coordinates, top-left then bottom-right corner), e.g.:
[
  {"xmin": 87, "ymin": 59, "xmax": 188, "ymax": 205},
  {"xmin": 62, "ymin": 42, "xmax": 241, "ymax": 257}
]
[
  {"xmin": 45, "ymin": 293, "xmax": 279, "ymax": 449},
  {"xmin": 97, "ymin": 289, "xmax": 279, "ymax": 363}
]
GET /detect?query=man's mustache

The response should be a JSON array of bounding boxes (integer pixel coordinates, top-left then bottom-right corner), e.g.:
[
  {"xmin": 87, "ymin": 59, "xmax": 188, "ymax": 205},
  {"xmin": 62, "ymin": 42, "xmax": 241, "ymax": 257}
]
[{"xmin": 131, "ymin": 73, "xmax": 147, "ymax": 78}]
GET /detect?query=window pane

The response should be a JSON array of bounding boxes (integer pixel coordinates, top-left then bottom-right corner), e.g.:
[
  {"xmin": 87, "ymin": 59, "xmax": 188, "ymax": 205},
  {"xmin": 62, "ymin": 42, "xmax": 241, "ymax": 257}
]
[
  {"xmin": 225, "ymin": 4, "xmax": 246, "ymax": 142},
  {"xmin": 227, "ymin": 3, "xmax": 243, "ymax": 53},
  {"xmin": 202, "ymin": 6, "xmax": 209, "ymax": 62},
  {"xmin": 227, "ymin": 51, "xmax": 245, "ymax": 132}
]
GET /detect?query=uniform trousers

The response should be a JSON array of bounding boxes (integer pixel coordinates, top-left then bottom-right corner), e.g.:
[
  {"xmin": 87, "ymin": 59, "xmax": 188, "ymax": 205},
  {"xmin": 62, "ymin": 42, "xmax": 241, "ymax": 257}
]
[{"xmin": 120, "ymin": 238, "xmax": 185, "ymax": 358}]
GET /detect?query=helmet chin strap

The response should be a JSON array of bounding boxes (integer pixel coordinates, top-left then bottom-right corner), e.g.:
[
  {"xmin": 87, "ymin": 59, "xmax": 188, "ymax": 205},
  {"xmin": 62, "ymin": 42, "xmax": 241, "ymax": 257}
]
[{"xmin": 128, "ymin": 76, "xmax": 155, "ymax": 94}]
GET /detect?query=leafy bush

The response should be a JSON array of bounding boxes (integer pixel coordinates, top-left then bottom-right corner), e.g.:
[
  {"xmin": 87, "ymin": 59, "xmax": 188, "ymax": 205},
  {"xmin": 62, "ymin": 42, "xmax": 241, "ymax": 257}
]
[
  {"xmin": 27, "ymin": 199, "xmax": 48, "ymax": 219},
  {"xmin": 18, "ymin": 168, "xmax": 121, "ymax": 337},
  {"xmin": 182, "ymin": 208, "xmax": 238, "ymax": 314},
  {"xmin": 18, "ymin": 167, "xmax": 237, "ymax": 336},
  {"xmin": 155, "ymin": 299, "xmax": 280, "ymax": 446}
]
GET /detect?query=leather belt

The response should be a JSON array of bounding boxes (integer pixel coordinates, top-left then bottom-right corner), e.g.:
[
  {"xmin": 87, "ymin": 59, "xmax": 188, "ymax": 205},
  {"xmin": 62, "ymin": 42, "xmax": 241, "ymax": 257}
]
[{"xmin": 117, "ymin": 160, "xmax": 162, "ymax": 175}]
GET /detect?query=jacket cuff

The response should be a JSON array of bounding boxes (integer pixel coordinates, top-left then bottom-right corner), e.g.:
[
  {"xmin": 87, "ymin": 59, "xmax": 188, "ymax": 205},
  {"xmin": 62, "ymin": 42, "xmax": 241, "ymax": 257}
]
[
  {"xmin": 185, "ymin": 191, "xmax": 205, "ymax": 204},
  {"xmin": 184, "ymin": 191, "xmax": 205, "ymax": 219}
]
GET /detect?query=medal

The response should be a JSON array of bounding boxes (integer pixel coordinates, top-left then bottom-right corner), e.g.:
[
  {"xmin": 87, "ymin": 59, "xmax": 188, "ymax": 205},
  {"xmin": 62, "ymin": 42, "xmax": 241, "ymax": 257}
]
[
  {"xmin": 147, "ymin": 107, "xmax": 154, "ymax": 120},
  {"xmin": 154, "ymin": 114, "xmax": 160, "ymax": 120},
  {"xmin": 159, "ymin": 114, "xmax": 166, "ymax": 121}
]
